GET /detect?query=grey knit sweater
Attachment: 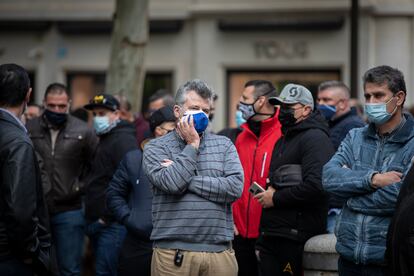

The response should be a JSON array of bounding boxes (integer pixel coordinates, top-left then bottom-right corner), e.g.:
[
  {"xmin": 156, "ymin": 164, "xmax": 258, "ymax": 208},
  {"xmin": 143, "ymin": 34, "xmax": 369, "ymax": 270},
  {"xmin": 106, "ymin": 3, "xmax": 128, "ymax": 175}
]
[{"xmin": 143, "ymin": 131, "xmax": 243, "ymax": 252}]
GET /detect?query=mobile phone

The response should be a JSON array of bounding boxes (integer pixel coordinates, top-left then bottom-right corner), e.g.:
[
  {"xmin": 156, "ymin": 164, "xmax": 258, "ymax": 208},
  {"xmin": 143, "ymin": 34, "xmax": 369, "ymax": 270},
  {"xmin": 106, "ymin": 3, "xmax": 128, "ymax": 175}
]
[
  {"xmin": 249, "ymin": 182, "xmax": 265, "ymax": 195},
  {"xmin": 174, "ymin": 250, "xmax": 184, "ymax": 267}
]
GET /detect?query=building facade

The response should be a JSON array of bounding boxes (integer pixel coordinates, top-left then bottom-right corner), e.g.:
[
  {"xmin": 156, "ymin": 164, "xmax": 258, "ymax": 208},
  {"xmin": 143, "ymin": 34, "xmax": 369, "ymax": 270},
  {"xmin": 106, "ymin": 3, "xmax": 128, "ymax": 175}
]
[{"xmin": 0, "ymin": 0, "xmax": 413, "ymax": 129}]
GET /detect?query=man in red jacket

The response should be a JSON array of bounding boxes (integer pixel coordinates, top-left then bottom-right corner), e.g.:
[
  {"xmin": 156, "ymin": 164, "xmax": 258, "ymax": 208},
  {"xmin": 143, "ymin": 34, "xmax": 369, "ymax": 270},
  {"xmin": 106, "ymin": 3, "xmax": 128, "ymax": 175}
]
[{"xmin": 232, "ymin": 80, "xmax": 282, "ymax": 276}]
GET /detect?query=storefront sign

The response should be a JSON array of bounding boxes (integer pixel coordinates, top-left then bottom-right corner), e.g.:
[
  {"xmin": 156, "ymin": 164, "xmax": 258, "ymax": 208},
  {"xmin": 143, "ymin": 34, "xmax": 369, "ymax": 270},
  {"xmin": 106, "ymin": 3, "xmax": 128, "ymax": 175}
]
[{"xmin": 254, "ymin": 41, "xmax": 308, "ymax": 59}]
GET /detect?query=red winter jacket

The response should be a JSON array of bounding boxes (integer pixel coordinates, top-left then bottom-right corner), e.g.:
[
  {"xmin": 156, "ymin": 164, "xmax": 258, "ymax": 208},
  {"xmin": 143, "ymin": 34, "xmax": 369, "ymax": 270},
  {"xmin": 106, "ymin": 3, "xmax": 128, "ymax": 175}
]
[{"xmin": 233, "ymin": 112, "xmax": 282, "ymax": 238}]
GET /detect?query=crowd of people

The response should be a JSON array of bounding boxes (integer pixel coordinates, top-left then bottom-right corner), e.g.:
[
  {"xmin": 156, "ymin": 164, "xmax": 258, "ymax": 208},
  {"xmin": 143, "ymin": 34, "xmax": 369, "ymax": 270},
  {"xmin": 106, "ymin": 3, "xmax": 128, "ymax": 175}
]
[{"xmin": 0, "ymin": 62, "xmax": 413, "ymax": 276}]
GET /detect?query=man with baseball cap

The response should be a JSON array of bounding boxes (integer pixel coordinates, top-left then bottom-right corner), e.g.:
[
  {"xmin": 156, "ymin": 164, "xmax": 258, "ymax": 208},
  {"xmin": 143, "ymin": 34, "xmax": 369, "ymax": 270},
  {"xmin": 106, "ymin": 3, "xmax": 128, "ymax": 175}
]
[
  {"xmin": 84, "ymin": 93, "xmax": 138, "ymax": 276},
  {"xmin": 254, "ymin": 84, "xmax": 334, "ymax": 276},
  {"xmin": 140, "ymin": 105, "xmax": 176, "ymax": 149}
]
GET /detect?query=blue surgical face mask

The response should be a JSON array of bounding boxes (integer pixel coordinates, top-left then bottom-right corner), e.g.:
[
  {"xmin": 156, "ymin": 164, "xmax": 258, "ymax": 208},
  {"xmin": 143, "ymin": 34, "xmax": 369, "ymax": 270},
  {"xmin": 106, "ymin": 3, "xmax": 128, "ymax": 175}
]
[
  {"xmin": 364, "ymin": 96, "xmax": 396, "ymax": 125},
  {"xmin": 182, "ymin": 110, "xmax": 209, "ymax": 133},
  {"xmin": 93, "ymin": 115, "xmax": 119, "ymax": 135},
  {"xmin": 235, "ymin": 110, "xmax": 246, "ymax": 127},
  {"xmin": 318, "ymin": 104, "xmax": 337, "ymax": 121}
]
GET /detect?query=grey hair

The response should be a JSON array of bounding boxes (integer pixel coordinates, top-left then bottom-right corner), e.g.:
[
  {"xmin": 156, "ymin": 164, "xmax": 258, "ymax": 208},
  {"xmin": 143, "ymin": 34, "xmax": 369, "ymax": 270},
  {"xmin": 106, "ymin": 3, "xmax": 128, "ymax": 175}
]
[{"xmin": 175, "ymin": 79, "xmax": 214, "ymax": 106}]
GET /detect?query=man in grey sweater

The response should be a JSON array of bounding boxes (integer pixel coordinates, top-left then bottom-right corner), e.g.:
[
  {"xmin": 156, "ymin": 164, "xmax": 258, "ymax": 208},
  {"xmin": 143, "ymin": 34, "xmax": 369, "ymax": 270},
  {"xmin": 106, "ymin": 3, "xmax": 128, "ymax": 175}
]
[{"xmin": 143, "ymin": 79, "xmax": 244, "ymax": 276}]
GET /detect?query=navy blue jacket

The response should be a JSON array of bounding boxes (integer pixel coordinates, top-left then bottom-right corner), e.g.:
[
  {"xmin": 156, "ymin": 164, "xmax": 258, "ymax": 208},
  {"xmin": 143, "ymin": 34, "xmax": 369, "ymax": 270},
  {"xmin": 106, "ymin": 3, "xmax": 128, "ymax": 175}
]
[
  {"xmin": 329, "ymin": 108, "xmax": 365, "ymax": 150},
  {"xmin": 106, "ymin": 149, "xmax": 153, "ymax": 240}
]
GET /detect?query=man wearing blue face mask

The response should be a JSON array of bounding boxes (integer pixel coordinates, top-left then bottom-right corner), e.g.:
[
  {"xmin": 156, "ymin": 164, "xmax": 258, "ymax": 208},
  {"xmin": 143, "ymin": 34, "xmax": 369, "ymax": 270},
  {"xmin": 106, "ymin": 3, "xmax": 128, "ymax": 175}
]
[
  {"xmin": 27, "ymin": 83, "xmax": 98, "ymax": 276},
  {"xmin": 84, "ymin": 94, "xmax": 138, "ymax": 276},
  {"xmin": 323, "ymin": 65, "xmax": 414, "ymax": 276},
  {"xmin": 317, "ymin": 81, "xmax": 365, "ymax": 151},
  {"xmin": 317, "ymin": 81, "xmax": 365, "ymax": 233},
  {"xmin": 143, "ymin": 79, "xmax": 244, "ymax": 276}
]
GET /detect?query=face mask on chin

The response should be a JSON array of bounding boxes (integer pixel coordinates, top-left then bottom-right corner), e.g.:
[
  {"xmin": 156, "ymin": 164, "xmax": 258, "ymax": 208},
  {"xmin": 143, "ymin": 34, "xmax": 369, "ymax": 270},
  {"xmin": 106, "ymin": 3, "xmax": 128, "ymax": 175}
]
[{"xmin": 364, "ymin": 96, "xmax": 397, "ymax": 125}]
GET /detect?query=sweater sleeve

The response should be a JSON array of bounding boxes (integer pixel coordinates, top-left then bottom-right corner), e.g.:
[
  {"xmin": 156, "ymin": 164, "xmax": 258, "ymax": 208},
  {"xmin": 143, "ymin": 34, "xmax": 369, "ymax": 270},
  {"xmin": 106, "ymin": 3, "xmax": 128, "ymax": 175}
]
[
  {"xmin": 187, "ymin": 141, "xmax": 244, "ymax": 203},
  {"xmin": 143, "ymin": 141, "xmax": 198, "ymax": 194}
]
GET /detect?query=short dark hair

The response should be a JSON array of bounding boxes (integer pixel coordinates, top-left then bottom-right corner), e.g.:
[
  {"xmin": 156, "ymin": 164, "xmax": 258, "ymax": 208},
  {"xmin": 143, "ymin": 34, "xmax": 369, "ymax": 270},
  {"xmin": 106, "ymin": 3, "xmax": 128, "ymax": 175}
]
[
  {"xmin": 245, "ymin": 80, "xmax": 277, "ymax": 99},
  {"xmin": 175, "ymin": 79, "xmax": 213, "ymax": 106},
  {"xmin": 363, "ymin": 65, "xmax": 406, "ymax": 95},
  {"xmin": 148, "ymin": 89, "xmax": 174, "ymax": 106},
  {"xmin": 44, "ymin": 83, "xmax": 69, "ymax": 99},
  {"xmin": 0, "ymin": 63, "xmax": 30, "ymax": 107},
  {"xmin": 318, "ymin": 80, "xmax": 350, "ymax": 97}
]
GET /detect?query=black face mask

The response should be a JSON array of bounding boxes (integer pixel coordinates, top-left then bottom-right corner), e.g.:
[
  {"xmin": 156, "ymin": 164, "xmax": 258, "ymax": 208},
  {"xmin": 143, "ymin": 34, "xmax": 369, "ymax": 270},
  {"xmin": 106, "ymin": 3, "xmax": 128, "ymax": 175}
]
[
  {"xmin": 278, "ymin": 108, "xmax": 297, "ymax": 128},
  {"xmin": 44, "ymin": 109, "xmax": 68, "ymax": 126}
]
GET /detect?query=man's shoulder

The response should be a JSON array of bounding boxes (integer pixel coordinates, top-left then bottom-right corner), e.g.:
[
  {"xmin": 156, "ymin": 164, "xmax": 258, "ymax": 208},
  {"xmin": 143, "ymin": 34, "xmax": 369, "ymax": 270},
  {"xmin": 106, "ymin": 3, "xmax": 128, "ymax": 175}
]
[
  {"xmin": 66, "ymin": 115, "xmax": 91, "ymax": 132},
  {"xmin": 204, "ymin": 132, "xmax": 233, "ymax": 148},
  {"xmin": 144, "ymin": 132, "xmax": 176, "ymax": 152},
  {"xmin": 0, "ymin": 119, "xmax": 32, "ymax": 150}
]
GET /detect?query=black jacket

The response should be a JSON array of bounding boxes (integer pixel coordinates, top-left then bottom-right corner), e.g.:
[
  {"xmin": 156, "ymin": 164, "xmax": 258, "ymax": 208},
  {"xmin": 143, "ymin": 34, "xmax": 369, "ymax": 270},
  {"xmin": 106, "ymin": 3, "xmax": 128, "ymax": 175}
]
[
  {"xmin": 0, "ymin": 110, "xmax": 53, "ymax": 270},
  {"xmin": 85, "ymin": 121, "xmax": 138, "ymax": 222},
  {"xmin": 260, "ymin": 112, "xmax": 334, "ymax": 242},
  {"xmin": 106, "ymin": 149, "xmax": 152, "ymax": 240},
  {"xmin": 329, "ymin": 108, "xmax": 365, "ymax": 151},
  {"xmin": 27, "ymin": 114, "xmax": 98, "ymax": 214},
  {"xmin": 386, "ymin": 164, "xmax": 414, "ymax": 276}
]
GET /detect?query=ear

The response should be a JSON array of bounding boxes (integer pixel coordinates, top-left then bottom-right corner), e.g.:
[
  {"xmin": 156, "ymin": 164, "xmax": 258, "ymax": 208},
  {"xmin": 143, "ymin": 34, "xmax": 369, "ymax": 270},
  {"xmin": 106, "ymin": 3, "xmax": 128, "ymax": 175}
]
[
  {"xmin": 336, "ymin": 99, "xmax": 345, "ymax": 111},
  {"xmin": 396, "ymin": 91, "xmax": 405, "ymax": 106},
  {"xmin": 154, "ymin": 126, "xmax": 162, "ymax": 137},
  {"xmin": 173, "ymin": 105, "xmax": 181, "ymax": 119},
  {"xmin": 303, "ymin": 105, "xmax": 313, "ymax": 117},
  {"xmin": 25, "ymin": 88, "xmax": 32, "ymax": 103}
]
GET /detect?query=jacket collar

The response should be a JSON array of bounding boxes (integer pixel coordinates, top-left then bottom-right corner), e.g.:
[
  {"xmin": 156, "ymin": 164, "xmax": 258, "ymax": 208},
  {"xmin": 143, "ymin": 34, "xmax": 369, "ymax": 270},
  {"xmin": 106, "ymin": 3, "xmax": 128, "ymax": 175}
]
[
  {"xmin": 329, "ymin": 108, "xmax": 357, "ymax": 127},
  {"xmin": 241, "ymin": 108, "xmax": 281, "ymax": 139},
  {"xmin": 0, "ymin": 108, "xmax": 27, "ymax": 132},
  {"xmin": 365, "ymin": 113, "xmax": 414, "ymax": 143}
]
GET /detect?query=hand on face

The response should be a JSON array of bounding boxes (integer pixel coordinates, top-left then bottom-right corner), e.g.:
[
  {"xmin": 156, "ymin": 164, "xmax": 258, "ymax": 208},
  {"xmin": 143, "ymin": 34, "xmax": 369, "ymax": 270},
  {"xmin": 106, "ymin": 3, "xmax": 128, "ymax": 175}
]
[{"xmin": 177, "ymin": 115, "xmax": 200, "ymax": 149}]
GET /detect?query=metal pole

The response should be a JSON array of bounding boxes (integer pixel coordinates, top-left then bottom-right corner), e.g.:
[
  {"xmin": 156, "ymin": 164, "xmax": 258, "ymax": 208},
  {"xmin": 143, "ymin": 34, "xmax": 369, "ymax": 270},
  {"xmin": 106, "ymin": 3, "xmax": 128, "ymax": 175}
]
[{"xmin": 350, "ymin": 0, "xmax": 359, "ymax": 98}]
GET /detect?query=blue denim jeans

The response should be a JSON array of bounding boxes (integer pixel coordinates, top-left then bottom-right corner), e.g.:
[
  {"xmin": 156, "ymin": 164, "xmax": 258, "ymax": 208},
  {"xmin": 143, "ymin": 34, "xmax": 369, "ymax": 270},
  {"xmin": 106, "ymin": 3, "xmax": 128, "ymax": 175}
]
[
  {"xmin": 86, "ymin": 221, "xmax": 127, "ymax": 276},
  {"xmin": 51, "ymin": 209, "xmax": 85, "ymax": 276},
  {"xmin": 338, "ymin": 257, "xmax": 388, "ymax": 276}
]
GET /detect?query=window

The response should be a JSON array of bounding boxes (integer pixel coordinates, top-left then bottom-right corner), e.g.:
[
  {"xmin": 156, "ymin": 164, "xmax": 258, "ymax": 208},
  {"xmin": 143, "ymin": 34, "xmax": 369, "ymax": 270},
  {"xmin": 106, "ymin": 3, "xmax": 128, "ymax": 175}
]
[{"xmin": 226, "ymin": 69, "xmax": 340, "ymax": 127}]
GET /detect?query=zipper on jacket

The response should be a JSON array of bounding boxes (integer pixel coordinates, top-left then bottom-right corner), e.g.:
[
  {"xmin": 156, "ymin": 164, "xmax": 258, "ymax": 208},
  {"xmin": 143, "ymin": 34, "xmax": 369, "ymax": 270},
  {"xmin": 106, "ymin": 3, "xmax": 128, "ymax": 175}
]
[
  {"xmin": 246, "ymin": 140, "xmax": 259, "ymax": 237},
  {"xmin": 356, "ymin": 215, "xmax": 366, "ymax": 263}
]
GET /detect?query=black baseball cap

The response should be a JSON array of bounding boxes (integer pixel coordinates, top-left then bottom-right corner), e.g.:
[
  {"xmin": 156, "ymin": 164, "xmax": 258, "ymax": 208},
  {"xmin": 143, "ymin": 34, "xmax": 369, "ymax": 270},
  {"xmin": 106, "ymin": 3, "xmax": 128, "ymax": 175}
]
[
  {"xmin": 149, "ymin": 106, "xmax": 176, "ymax": 132},
  {"xmin": 84, "ymin": 94, "xmax": 120, "ymax": 111}
]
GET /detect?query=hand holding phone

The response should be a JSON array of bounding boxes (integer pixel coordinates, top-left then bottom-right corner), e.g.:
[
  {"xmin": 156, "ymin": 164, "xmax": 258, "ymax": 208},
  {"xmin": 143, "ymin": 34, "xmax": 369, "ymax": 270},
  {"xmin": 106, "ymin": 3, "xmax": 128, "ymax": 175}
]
[{"xmin": 249, "ymin": 182, "xmax": 265, "ymax": 195}]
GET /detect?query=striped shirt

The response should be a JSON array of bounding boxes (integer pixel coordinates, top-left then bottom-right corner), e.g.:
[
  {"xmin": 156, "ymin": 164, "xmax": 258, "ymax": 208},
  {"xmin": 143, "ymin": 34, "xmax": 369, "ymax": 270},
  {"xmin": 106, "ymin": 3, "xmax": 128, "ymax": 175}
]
[{"xmin": 143, "ymin": 131, "xmax": 243, "ymax": 252}]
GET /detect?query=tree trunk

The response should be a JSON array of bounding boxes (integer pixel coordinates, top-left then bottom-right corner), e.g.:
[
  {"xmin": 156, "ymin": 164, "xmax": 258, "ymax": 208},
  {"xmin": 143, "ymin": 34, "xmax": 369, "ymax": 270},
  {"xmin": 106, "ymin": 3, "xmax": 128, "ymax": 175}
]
[{"xmin": 106, "ymin": 0, "xmax": 149, "ymax": 112}]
